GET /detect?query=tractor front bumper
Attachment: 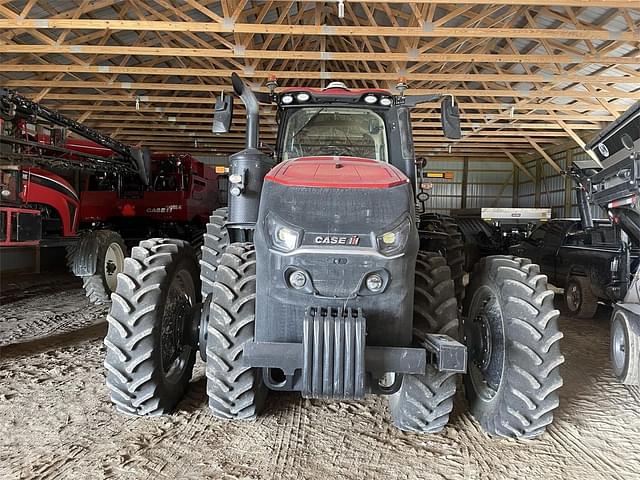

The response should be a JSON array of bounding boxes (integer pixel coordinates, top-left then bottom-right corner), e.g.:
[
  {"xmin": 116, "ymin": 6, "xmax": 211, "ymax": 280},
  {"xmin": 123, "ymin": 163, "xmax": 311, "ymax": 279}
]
[{"xmin": 244, "ymin": 306, "xmax": 466, "ymax": 400}]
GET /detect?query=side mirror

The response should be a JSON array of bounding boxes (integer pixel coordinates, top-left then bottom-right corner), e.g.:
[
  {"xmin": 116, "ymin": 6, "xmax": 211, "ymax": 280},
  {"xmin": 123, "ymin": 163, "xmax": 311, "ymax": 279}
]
[
  {"xmin": 212, "ymin": 94, "xmax": 234, "ymax": 134},
  {"xmin": 441, "ymin": 96, "xmax": 461, "ymax": 140}
]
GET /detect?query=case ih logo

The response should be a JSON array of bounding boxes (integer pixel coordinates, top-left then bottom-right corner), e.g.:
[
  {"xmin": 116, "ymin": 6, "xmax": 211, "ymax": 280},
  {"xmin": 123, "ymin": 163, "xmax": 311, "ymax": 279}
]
[
  {"xmin": 146, "ymin": 205, "xmax": 182, "ymax": 214},
  {"xmin": 314, "ymin": 235, "xmax": 360, "ymax": 246}
]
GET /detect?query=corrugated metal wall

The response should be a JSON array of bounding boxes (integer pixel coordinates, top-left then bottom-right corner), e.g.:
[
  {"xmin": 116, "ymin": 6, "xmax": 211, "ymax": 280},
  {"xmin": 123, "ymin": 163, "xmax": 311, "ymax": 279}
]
[
  {"xmin": 423, "ymin": 159, "xmax": 514, "ymax": 214},
  {"xmin": 515, "ymin": 146, "xmax": 606, "ymax": 219}
]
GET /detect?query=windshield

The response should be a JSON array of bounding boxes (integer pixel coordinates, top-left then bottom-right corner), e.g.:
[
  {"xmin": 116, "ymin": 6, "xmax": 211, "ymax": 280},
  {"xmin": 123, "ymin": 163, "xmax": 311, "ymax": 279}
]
[{"xmin": 281, "ymin": 107, "xmax": 388, "ymax": 162}]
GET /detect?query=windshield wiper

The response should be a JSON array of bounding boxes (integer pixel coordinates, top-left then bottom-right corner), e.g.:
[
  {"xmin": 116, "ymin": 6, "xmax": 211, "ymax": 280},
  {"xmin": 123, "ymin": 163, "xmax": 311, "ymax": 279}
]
[{"xmin": 291, "ymin": 108, "xmax": 326, "ymax": 139}]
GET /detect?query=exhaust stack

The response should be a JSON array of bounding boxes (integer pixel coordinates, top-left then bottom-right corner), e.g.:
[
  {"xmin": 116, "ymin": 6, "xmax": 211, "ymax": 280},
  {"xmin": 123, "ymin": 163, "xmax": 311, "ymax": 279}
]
[
  {"xmin": 232, "ymin": 73, "xmax": 260, "ymax": 150},
  {"xmin": 226, "ymin": 73, "xmax": 275, "ymax": 230}
]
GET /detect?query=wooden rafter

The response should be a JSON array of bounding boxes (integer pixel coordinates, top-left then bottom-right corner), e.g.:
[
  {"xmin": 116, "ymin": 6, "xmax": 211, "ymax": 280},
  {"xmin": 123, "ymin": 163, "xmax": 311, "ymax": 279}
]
[{"xmin": 0, "ymin": 0, "xmax": 637, "ymax": 158}]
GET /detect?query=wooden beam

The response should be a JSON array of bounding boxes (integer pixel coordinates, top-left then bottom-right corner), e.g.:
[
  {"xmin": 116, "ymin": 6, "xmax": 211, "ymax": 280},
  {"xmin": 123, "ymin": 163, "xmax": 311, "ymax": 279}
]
[
  {"xmin": 4, "ymin": 79, "xmax": 639, "ymax": 100},
  {"xmin": 526, "ymin": 136, "xmax": 563, "ymax": 174},
  {"xmin": 1, "ymin": 19, "xmax": 636, "ymax": 42},
  {"xmin": 2, "ymin": 45, "xmax": 637, "ymax": 65},
  {"xmin": 461, "ymin": 156, "xmax": 469, "ymax": 209},
  {"xmin": 503, "ymin": 151, "xmax": 536, "ymax": 181},
  {"xmin": 565, "ymin": 148, "xmax": 574, "ymax": 216},
  {"xmin": 556, "ymin": 118, "xmax": 604, "ymax": 167},
  {"xmin": 2, "ymin": 64, "xmax": 638, "ymax": 85},
  {"xmin": 535, "ymin": 158, "xmax": 542, "ymax": 207}
]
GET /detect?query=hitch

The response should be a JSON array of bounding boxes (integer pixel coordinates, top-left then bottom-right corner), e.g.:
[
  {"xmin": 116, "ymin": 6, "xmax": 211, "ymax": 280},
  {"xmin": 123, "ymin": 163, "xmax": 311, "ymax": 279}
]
[{"xmin": 420, "ymin": 333, "xmax": 467, "ymax": 373}]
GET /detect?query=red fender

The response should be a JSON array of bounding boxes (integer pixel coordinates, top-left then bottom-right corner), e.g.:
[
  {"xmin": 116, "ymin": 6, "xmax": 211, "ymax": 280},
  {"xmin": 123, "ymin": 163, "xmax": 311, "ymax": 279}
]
[{"xmin": 21, "ymin": 167, "xmax": 79, "ymax": 236}]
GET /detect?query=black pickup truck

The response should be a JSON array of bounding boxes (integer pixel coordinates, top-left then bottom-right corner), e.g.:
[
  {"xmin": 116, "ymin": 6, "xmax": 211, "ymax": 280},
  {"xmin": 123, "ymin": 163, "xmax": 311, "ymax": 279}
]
[{"xmin": 510, "ymin": 219, "xmax": 639, "ymax": 318}]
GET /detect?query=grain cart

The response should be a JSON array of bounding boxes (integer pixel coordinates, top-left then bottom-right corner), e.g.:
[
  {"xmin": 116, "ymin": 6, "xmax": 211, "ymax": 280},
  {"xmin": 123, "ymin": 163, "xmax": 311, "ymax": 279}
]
[
  {"xmin": 570, "ymin": 101, "xmax": 640, "ymax": 384},
  {"xmin": 105, "ymin": 75, "xmax": 563, "ymax": 438}
]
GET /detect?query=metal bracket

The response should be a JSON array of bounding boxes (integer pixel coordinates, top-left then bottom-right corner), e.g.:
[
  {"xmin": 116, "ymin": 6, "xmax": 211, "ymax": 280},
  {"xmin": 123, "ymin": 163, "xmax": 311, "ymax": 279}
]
[{"xmin": 421, "ymin": 333, "xmax": 467, "ymax": 373}]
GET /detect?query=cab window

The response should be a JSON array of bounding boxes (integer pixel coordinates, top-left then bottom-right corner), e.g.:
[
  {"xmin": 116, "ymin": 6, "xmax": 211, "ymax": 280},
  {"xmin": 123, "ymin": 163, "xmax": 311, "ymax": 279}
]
[{"xmin": 281, "ymin": 107, "xmax": 388, "ymax": 162}]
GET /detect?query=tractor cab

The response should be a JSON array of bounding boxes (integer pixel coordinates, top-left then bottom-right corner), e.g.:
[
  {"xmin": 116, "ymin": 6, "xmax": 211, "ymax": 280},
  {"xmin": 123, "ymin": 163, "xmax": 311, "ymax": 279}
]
[
  {"xmin": 152, "ymin": 156, "xmax": 185, "ymax": 192},
  {"xmin": 215, "ymin": 79, "xmax": 460, "ymax": 203}
]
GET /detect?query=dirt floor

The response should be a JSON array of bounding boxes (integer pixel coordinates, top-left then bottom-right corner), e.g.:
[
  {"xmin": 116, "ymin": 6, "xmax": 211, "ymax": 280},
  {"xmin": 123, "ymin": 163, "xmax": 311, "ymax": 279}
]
[{"xmin": 1, "ymin": 272, "xmax": 640, "ymax": 480}]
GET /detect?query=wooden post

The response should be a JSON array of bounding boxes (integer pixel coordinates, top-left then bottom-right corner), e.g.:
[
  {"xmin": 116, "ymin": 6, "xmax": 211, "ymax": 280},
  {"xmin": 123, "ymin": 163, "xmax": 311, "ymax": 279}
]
[
  {"xmin": 565, "ymin": 148, "xmax": 573, "ymax": 216},
  {"xmin": 512, "ymin": 164, "xmax": 519, "ymax": 208},
  {"xmin": 534, "ymin": 157, "xmax": 542, "ymax": 207},
  {"xmin": 461, "ymin": 156, "xmax": 469, "ymax": 209}
]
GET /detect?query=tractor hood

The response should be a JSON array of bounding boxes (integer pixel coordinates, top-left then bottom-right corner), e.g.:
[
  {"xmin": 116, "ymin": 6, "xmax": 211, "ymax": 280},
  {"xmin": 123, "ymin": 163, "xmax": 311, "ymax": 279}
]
[{"xmin": 264, "ymin": 156, "xmax": 409, "ymax": 189}]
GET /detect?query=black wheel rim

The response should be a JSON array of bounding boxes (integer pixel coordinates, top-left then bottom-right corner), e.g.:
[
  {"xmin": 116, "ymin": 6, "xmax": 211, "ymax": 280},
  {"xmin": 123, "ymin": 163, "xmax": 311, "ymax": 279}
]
[
  {"xmin": 161, "ymin": 268, "xmax": 196, "ymax": 384},
  {"xmin": 464, "ymin": 285, "xmax": 505, "ymax": 402},
  {"xmin": 566, "ymin": 282, "xmax": 581, "ymax": 312}
]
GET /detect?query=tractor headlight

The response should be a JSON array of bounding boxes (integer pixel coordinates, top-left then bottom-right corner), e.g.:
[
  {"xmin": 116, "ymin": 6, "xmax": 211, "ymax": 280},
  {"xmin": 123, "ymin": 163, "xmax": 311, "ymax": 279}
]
[
  {"xmin": 296, "ymin": 92, "xmax": 310, "ymax": 102},
  {"xmin": 376, "ymin": 217, "xmax": 411, "ymax": 256},
  {"xmin": 364, "ymin": 94, "xmax": 378, "ymax": 104},
  {"xmin": 266, "ymin": 213, "xmax": 302, "ymax": 252},
  {"xmin": 281, "ymin": 94, "xmax": 294, "ymax": 105}
]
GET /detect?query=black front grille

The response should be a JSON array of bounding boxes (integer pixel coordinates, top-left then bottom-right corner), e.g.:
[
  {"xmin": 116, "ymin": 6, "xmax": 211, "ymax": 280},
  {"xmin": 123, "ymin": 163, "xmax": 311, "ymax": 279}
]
[{"xmin": 302, "ymin": 307, "xmax": 366, "ymax": 400}]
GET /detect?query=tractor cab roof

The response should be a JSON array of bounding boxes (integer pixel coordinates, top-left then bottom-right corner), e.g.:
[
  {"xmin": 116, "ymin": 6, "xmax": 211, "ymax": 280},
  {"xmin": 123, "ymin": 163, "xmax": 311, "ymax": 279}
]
[
  {"xmin": 281, "ymin": 82, "xmax": 391, "ymax": 96},
  {"xmin": 278, "ymin": 83, "xmax": 394, "ymax": 107}
]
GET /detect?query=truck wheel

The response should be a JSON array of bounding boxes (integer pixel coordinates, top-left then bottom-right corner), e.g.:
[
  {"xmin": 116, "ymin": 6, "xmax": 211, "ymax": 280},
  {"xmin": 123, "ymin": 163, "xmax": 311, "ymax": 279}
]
[
  {"xmin": 463, "ymin": 255, "xmax": 564, "ymax": 438},
  {"xmin": 611, "ymin": 308, "xmax": 640, "ymax": 385},
  {"xmin": 389, "ymin": 252, "xmax": 458, "ymax": 433},
  {"xmin": 200, "ymin": 207, "xmax": 229, "ymax": 296},
  {"xmin": 565, "ymin": 276, "xmax": 599, "ymax": 319},
  {"xmin": 67, "ymin": 230, "xmax": 126, "ymax": 305},
  {"xmin": 104, "ymin": 238, "xmax": 200, "ymax": 415},
  {"xmin": 206, "ymin": 243, "xmax": 267, "ymax": 420},
  {"xmin": 440, "ymin": 216, "xmax": 466, "ymax": 304}
]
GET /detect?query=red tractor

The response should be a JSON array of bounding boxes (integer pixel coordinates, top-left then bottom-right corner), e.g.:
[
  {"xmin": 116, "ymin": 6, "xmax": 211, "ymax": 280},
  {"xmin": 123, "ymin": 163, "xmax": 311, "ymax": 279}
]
[{"xmin": 104, "ymin": 75, "xmax": 564, "ymax": 438}]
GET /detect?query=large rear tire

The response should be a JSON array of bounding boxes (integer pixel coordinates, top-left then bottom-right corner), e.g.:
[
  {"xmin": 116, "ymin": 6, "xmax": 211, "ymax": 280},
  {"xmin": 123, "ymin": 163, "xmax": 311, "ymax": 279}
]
[
  {"xmin": 200, "ymin": 207, "xmax": 229, "ymax": 297},
  {"xmin": 67, "ymin": 229, "xmax": 126, "ymax": 305},
  {"xmin": 439, "ymin": 216, "xmax": 466, "ymax": 303},
  {"xmin": 419, "ymin": 214, "xmax": 466, "ymax": 303},
  {"xmin": 205, "ymin": 243, "xmax": 267, "ymax": 420},
  {"xmin": 104, "ymin": 238, "xmax": 200, "ymax": 415},
  {"xmin": 389, "ymin": 252, "xmax": 459, "ymax": 433},
  {"xmin": 463, "ymin": 255, "xmax": 564, "ymax": 438}
]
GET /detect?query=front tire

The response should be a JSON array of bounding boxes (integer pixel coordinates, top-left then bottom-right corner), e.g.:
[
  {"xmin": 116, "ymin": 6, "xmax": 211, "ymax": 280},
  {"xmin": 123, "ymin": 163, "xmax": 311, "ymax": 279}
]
[
  {"xmin": 200, "ymin": 207, "xmax": 229, "ymax": 297},
  {"xmin": 67, "ymin": 229, "xmax": 126, "ymax": 305},
  {"xmin": 463, "ymin": 255, "xmax": 564, "ymax": 438},
  {"xmin": 389, "ymin": 252, "xmax": 459, "ymax": 433},
  {"xmin": 104, "ymin": 238, "xmax": 200, "ymax": 416},
  {"xmin": 564, "ymin": 275, "xmax": 598, "ymax": 319},
  {"xmin": 206, "ymin": 243, "xmax": 267, "ymax": 420}
]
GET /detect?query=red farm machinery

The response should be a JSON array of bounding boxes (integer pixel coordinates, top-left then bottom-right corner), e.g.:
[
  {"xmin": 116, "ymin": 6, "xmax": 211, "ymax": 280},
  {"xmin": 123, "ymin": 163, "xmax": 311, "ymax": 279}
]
[
  {"xmin": 100, "ymin": 75, "xmax": 564, "ymax": 439},
  {"xmin": 0, "ymin": 89, "xmax": 219, "ymax": 304}
]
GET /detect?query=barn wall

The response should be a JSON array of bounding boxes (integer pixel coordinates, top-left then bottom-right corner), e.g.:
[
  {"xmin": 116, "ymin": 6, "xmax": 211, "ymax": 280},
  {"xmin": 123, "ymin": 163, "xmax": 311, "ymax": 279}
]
[
  {"xmin": 515, "ymin": 146, "xmax": 606, "ymax": 219},
  {"xmin": 422, "ymin": 157, "xmax": 514, "ymax": 214}
]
